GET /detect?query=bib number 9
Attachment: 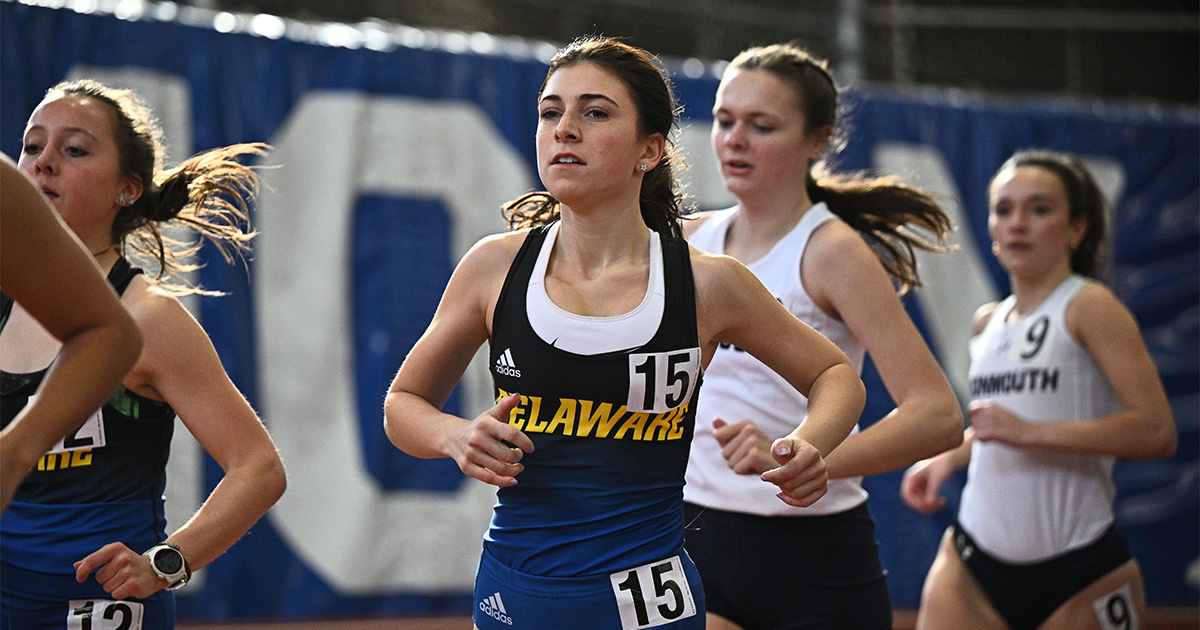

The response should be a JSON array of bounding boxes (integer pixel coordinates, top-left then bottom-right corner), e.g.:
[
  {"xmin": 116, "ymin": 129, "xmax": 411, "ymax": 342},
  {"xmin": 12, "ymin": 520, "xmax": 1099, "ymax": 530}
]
[
  {"xmin": 610, "ymin": 555, "xmax": 697, "ymax": 630},
  {"xmin": 1092, "ymin": 583, "xmax": 1139, "ymax": 630}
]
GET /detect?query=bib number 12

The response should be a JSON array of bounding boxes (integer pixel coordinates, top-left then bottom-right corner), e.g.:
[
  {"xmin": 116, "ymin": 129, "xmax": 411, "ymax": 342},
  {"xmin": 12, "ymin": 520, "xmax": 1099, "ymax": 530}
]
[{"xmin": 67, "ymin": 600, "xmax": 144, "ymax": 630}]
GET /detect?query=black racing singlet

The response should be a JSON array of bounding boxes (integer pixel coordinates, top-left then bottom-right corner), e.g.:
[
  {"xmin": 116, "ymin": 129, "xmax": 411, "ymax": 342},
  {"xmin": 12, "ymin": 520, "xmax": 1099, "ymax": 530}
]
[
  {"xmin": 0, "ymin": 257, "xmax": 176, "ymax": 504},
  {"xmin": 485, "ymin": 222, "xmax": 703, "ymax": 577}
]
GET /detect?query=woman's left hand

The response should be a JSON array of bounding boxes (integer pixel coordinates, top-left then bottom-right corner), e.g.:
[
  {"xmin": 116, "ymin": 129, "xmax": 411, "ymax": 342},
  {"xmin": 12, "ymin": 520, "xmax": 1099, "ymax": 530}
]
[
  {"xmin": 712, "ymin": 418, "xmax": 776, "ymax": 475},
  {"xmin": 760, "ymin": 437, "xmax": 829, "ymax": 507},
  {"xmin": 968, "ymin": 401, "xmax": 1029, "ymax": 446},
  {"xmin": 75, "ymin": 542, "xmax": 169, "ymax": 599}
]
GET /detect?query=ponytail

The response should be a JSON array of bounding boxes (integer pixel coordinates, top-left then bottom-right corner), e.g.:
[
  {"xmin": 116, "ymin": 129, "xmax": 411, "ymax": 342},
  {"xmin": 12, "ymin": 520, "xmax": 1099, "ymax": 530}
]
[
  {"xmin": 46, "ymin": 80, "xmax": 267, "ymax": 296},
  {"xmin": 807, "ymin": 167, "xmax": 952, "ymax": 293}
]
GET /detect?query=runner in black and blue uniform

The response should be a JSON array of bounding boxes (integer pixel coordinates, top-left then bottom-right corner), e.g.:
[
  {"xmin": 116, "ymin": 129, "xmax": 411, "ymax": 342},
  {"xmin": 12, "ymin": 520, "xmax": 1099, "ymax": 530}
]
[
  {"xmin": 2, "ymin": 258, "xmax": 177, "ymax": 629},
  {"xmin": 3, "ymin": 79, "xmax": 285, "ymax": 630},
  {"xmin": 384, "ymin": 36, "xmax": 867, "ymax": 630}
]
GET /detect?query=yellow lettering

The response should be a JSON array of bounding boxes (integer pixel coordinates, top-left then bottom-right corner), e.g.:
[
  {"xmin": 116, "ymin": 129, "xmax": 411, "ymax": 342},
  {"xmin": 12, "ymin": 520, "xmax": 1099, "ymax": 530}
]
[
  {"xmin": 644, "ymin": 408, "xmax": 676, "ymax": 441},
  {"xmin": 523, "ymin": 395, "xmax": 546, "ymax": 433},
  {"xmin": 505, "ymin": 389, "xmax": 528, "ymax": 430},
  {"xmin": 577, "ymin": 401, "xmax": 625, "ymax": 438},
  {"xmin": 499, "ymin": 395, "xmax": 686, "ymax": 441},
  {"xmin": 546, "ymin": 399, "xmax": 577, "ymax": 436},
  {"xmin": 667, "ymin": 403, "xmax": 688, "ymax": 440},
  {"xmin": 38, "ymin": 452, "xmax": 71, "ymax": 471},
  {"xmin": 71, "ymin": 449, "xmax": 93, "ymax": 467},
  {"xmin": 614, "ymin": 413, "xmax": 649, "ymax": 440}
]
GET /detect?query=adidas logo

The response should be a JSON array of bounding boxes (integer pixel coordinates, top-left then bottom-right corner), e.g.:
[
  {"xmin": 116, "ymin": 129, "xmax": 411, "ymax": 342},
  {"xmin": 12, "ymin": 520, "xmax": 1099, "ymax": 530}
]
[
  {"xmin": 479, "ymin": 591, "xmax": 513, "ymax": 625},
  {"xmin": 495, "ymin": 348, "xmax": 521, "ymax": 378}
]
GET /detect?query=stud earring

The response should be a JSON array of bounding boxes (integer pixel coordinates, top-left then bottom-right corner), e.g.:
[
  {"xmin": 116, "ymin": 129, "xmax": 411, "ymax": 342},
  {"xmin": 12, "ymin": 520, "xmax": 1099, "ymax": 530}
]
[
  {"xmin": 991, "ymin": 241, "xmax": 1000, "ymax": 256},
  {"xmin": 117, "ymin": 194, "xmax": 133, "ymax": 205},
  {"xmin": 639, "ymin": 163, "xmax": 649, "ymax": 172}
]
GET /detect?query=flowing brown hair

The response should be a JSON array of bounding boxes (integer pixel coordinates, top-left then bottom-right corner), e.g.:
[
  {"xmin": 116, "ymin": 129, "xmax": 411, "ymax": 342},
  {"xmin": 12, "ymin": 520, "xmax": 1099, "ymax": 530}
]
[
  {"xmin": 46, "ymin": 80, "xmax": 268, "ymax": 295},
  {"xmin": 728, "ymin": 43, "xmax": 953, "ymax": 293}
]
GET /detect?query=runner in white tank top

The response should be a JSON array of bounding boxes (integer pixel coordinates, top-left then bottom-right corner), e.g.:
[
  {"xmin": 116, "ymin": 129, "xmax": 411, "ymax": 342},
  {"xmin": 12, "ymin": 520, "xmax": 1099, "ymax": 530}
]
[
  {"xmin": 902, "ymin": 150, "xmax": 1176, "ymax": 630},
  {"xmin": 685, "ymin": 203, "xmax": 868, "ymax": 516},
  {"xmin": 960, "ymin": 274, "xmax": 1120, "ymax": 562},
  {"xmin": 682, "ymin": 42, "xmax": 962, "ymax": 630}
]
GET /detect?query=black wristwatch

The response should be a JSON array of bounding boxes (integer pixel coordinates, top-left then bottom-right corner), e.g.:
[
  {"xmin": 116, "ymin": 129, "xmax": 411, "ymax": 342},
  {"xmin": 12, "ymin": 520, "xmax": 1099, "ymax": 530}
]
[{"xmin": 143, "ymin": 542, "xmax": 191, "ymax": 591}]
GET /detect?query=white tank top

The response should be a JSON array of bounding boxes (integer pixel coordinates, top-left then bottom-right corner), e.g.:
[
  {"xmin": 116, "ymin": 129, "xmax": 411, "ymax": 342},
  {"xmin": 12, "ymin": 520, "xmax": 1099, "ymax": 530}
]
[
  {"xmin": 959, "ymin": 274, "xmax": 1120, "ymax": 563},
  {"xmin": 683, "ymin": 204, "xmax": 868, "ymax": 516}
]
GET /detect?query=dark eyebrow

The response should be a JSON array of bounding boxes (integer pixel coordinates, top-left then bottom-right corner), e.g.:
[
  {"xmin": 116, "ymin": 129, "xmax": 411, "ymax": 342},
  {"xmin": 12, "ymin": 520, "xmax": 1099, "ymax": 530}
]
[{"xmin": 539, "ymin": 93, "xmax": 620, "ymax": 107}]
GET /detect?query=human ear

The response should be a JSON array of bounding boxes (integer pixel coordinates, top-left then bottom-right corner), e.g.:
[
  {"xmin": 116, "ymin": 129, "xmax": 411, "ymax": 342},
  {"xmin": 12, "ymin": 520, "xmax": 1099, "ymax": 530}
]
[
  {"xmin": 805, "ymin": 124, "xmax": 832, "ymax": 160},
  {"xmin": 638, "ymin": 133, "xmax": 666, "ymax": 172},
  {"xmin": 120, "ymin": 175, "xmax": 143, "ymax": 206}
]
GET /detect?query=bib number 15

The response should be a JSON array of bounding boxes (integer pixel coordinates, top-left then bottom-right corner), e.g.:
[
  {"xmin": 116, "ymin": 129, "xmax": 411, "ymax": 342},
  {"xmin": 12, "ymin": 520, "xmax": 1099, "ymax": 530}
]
[
  {"xmin": 610, "ymin": 556, "xmax": 697, "ymax": 630},
  {"xmin": 627, "ymin": 349, "xmax": 701, "ymax": 414}
]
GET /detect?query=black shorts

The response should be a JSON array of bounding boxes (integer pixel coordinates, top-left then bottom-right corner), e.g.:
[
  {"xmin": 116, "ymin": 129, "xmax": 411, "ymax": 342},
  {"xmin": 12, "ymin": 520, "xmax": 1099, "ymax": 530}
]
[
  {"xmin": 952, "ymin": 520, "xmax": 1133, "ymax": 630},
  {"xmin": 683, "ymin": 501, "xmax": 891, "ymax": 630}
]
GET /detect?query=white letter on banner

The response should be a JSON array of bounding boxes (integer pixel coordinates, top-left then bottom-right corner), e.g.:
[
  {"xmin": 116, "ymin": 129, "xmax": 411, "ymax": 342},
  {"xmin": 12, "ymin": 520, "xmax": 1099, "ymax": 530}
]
[
  {"xmin": 872, "ymin": 143, "xmax": 999, "ymax": 397},
  {"xmin": 254, "ymin": 93, "xmax": 532, "ymax": 593}
]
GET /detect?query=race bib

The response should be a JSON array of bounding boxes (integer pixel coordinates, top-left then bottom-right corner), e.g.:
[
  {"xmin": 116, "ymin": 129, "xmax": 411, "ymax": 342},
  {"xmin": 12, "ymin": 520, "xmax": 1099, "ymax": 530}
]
[
  {"xmin": 609, "ymin": 555, "xmax": 697, "ymax": 630},
  {"xmin": 626, "ymin": 349, "xmax": 701, "ymax": 414},
  {"xmin": 66, "ymin": 599, "xmax": 144, "ymax": 630},
  {"xmin": 30, "ymin": 391, "xmax": 106, "ymax": 454},
  {"xmin": 1092, "ymin": 583, "xmax": 1139, "ymax": 630}
]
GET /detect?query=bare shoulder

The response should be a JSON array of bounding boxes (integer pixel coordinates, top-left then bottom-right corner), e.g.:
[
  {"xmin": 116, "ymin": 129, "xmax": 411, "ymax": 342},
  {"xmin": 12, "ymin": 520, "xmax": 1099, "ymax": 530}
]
[
  {"xmin": 120, "ymin": 277, "xmax": 207, "ymax": 352},
  {"xmin": 1069, "ymin": 280, "xmax": 1124, "ymax": 314},
  {"xmin": 688, "ymin": 245, "xmax": 765, "ymax": 334},
  {"xmin": 452, "ymin": 229, "xmax": 527, "ymax": 299},
  {"xmin": 802, "ymin": 218, "xmax": 891, "ymax": 306},
  {"xmin": 971, "ymin": 301, "xmax": 1002, "ymax": 336},
  {"xmin": 806, "ymin": 217, "xmax": 873, "ymax": 261},
  {"xmin": 121, "ymin": 277, "xmax": 196, "ymax": 331},
  {"xmin": 689, "ymin": 245, "xmax": 751, "ymax": 296},
  {"xmin": 466, "ymin": 229, "xmax": 527, "ymax": 261},
  {"xmin": 1066, "ymin": 280, "xmax": 1134, "ymax": 338},
  {"xmin": 456, "ymin": 229, "xmax": 526, "ymax": 278}
]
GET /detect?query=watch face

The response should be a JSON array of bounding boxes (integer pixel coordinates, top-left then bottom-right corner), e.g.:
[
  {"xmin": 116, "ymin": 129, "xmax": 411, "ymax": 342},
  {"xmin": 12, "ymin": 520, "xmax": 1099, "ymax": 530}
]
[{"xmin": 154, "ymin": 548, "xmax": 184, "ymax": 574}]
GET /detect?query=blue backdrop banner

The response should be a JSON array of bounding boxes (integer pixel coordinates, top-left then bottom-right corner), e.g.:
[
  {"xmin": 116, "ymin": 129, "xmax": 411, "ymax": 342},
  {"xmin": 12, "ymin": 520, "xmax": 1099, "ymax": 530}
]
[{"xmin": 2, "ymin": 2, "xmax": 1196, "ymax": 621}]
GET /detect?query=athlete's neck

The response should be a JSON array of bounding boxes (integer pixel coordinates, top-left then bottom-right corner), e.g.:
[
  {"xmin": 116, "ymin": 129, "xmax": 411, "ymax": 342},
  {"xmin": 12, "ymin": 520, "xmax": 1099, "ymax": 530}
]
[{"xmin": 91, "ymin": 244, "xmax": 120, "ymax": 273}]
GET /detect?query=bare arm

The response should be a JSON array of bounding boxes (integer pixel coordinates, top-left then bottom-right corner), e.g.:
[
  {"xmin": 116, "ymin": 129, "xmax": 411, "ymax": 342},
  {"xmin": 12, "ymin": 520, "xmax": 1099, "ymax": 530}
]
[
  {"xmin": 74, "ymin": 287, "xmax": 285, "ymax": 598},
  {"xmin": 899, "ymin": 301, "xmax": 994, "ymax": 514},
  {"xmin": 971, "ymin": 283, "xmax": 1177, "ymax": 459},
  {"xmin": 383, "ymin": 233, "xmax": 535, "ymax": 487},
  {"xmin": 805, "ymin": 221, "xmax": 963, "ymax": 479},
  {"xmin": 0, "ymin": 156, "xmax": 142, "ymax": 511},
  {"xmin": 900, "ymin": 427, "xmax": 975, "ymax": 514}
]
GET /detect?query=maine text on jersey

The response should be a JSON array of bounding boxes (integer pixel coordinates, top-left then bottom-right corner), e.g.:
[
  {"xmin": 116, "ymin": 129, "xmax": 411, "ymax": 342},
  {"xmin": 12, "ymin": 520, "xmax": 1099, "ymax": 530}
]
[
  {"xmin": 971, "ymin": 367, "xmax": 1060, "ymax": 397},
  {"xmin": 498, "ymin": 389, "xmax": 688, "ymax": 441}
]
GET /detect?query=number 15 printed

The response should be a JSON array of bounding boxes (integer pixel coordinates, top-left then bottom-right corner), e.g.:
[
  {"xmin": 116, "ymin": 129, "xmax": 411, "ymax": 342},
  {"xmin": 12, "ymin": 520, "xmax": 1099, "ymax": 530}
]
[{"xmin": 627, "ymin": 349, "xmax": 701, "ymax": 414}]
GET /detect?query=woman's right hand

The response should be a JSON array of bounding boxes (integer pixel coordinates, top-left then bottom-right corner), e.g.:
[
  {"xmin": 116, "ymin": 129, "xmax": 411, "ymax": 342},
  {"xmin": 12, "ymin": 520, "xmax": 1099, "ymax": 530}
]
[
  {"xmin": 450, "ymin": 393, "xmax": 535, "ymax": 487},
  {"xmin": 900, "ymin": 453, "xmax": 958, "ymax": 514}
]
